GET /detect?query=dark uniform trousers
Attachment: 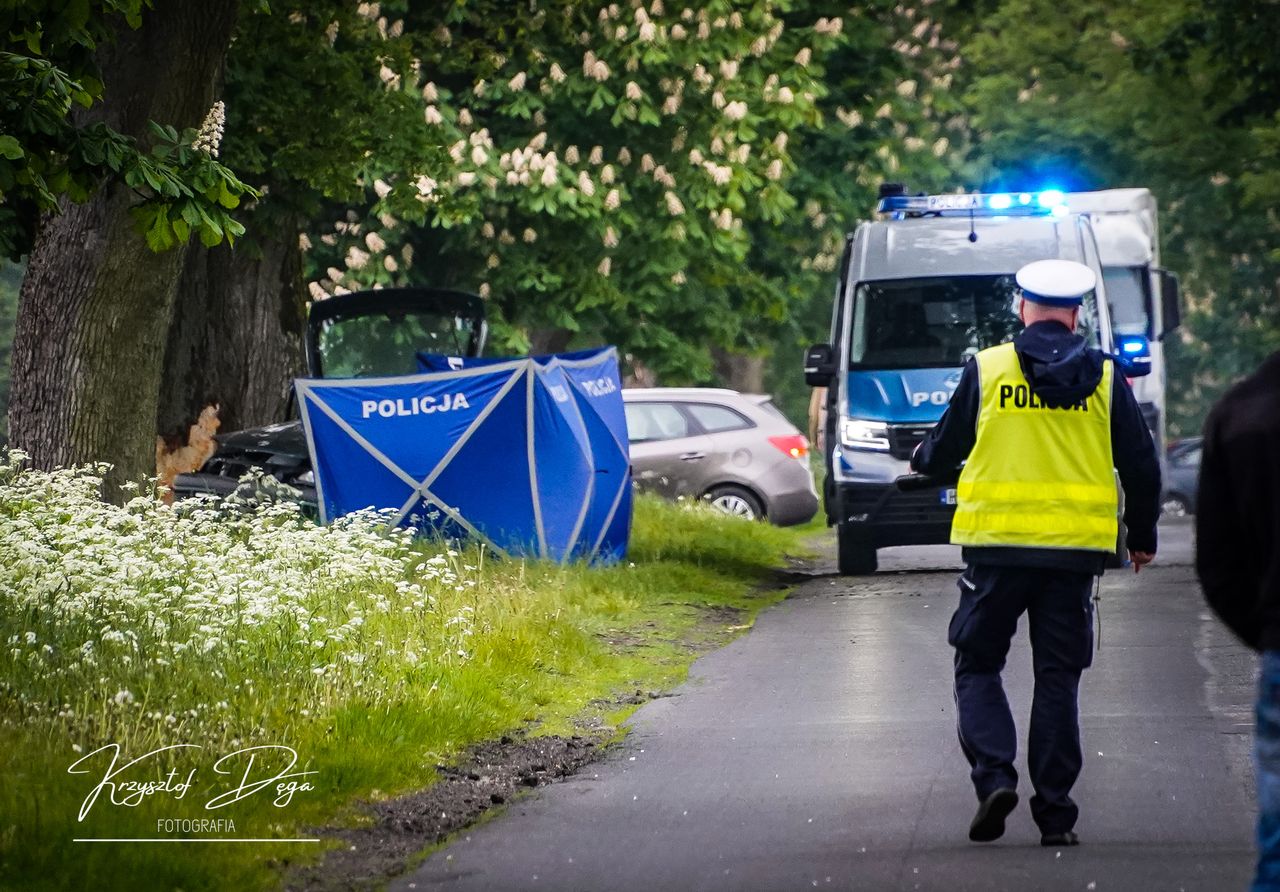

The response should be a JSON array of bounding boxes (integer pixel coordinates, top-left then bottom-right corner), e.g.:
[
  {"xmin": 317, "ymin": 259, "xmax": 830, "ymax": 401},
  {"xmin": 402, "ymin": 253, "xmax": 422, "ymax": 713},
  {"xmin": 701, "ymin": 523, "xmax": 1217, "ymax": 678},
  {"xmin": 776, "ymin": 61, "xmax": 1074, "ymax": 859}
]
[{"xmin": 949, "ymin": 563, "xmax": 1095, "ymax": 835}]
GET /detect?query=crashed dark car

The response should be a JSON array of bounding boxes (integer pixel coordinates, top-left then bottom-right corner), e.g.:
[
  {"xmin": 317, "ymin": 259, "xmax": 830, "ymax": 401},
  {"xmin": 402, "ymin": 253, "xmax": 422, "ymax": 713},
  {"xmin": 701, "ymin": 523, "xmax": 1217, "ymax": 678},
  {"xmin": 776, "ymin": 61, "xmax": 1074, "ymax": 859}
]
[{"xmin": 173, "ymin": 287, "xmax": 487, "ymax": 507}]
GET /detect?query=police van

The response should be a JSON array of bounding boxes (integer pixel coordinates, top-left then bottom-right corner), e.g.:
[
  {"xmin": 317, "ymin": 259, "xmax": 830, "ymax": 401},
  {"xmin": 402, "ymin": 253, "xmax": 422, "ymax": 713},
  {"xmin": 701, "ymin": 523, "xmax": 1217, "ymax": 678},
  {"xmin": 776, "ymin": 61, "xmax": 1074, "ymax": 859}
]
[{"xmin": 803, "ymin": 186, "xmax": 1180, "ymax": 574}]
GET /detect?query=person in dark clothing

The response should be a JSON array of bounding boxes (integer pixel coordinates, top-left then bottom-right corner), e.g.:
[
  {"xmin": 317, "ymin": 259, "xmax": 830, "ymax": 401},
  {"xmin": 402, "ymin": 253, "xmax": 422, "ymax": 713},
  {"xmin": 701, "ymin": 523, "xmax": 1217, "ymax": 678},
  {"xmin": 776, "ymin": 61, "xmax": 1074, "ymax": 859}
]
[
  {"xmin": 1196, "ymin": 350, "xmax": 1280, "ymax": 890},
  {"xmin": 912, "ymin": 259, "xmax": 1161, "ymax": 847}
]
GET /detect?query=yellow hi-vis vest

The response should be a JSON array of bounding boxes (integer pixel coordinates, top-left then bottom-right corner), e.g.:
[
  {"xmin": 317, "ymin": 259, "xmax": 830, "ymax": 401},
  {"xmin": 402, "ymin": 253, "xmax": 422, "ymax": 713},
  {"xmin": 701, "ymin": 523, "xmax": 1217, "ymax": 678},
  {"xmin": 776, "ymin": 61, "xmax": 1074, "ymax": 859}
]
[{"xmin": 950, "ymin": 342, "xmax": 1117, "ymax": 551}]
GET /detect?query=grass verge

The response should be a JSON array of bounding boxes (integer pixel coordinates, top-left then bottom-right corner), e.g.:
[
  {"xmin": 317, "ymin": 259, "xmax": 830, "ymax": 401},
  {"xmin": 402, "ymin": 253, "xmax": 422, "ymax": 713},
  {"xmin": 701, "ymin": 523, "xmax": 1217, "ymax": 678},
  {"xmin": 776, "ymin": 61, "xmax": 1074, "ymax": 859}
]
[{"xmin": 0, "ymin": 458, "xmax": 807, "ymax": 892}]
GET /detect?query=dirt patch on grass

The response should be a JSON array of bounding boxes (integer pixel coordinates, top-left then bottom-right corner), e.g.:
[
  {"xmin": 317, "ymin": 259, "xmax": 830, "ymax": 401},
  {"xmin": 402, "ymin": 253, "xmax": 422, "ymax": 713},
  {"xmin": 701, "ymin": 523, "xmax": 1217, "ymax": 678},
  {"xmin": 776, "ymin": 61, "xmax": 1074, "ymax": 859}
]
[{"xmin": 284, "ymin": 733, "xmax": 606, "ymax": 892}]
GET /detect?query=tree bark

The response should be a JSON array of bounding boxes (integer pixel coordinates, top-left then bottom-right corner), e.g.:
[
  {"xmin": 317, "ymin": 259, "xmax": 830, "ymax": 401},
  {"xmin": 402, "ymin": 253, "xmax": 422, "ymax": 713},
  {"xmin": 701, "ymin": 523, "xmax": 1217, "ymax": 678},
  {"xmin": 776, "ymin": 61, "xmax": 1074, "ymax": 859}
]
[
  {"xmin": 8, "ymin": 1, "xmax": 239, "ymax": 492},
  {"xmin": 157, "ymin": 225, "xmax": 306, "ymax": 449},
  {"xmin": 712, "ymin": 347, "xmax": 766, "ymax": 393}
]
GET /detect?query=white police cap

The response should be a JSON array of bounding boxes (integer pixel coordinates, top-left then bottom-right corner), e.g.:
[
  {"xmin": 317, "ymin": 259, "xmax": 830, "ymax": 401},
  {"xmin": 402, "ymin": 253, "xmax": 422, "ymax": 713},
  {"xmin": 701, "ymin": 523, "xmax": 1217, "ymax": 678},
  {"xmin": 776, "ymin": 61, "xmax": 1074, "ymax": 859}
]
[{"xmin": 1014, "ymin": 259, "xmax": 1097, "ymax": 307}]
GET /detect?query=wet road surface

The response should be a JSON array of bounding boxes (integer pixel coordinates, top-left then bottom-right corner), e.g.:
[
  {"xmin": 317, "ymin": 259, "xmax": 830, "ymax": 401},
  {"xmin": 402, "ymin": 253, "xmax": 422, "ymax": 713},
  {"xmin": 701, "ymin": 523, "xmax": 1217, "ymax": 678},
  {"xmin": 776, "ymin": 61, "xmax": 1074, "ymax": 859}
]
[{"xmin": 396, "ymin": 520, "xmax": 1258, "ymax": 891}]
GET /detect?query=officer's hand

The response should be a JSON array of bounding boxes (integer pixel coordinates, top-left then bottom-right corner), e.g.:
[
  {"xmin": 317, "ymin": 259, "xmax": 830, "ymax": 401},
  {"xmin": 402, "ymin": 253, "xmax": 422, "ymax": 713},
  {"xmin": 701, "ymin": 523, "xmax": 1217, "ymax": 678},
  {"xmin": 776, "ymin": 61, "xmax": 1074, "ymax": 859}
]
[{"xmin": 1129, "ymin": 550, "xmax": 1155, "ymax": 573}]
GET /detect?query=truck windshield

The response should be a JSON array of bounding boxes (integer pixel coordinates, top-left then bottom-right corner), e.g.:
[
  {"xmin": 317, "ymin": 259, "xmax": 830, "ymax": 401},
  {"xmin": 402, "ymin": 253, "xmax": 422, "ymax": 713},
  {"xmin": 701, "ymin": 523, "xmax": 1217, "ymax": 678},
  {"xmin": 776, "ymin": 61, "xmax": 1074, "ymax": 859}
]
[
  {"xmin": 848, "ymin": 275, "xmax": 1099, "ymax": 369},
  {"xmin": 317, "ymin": 310, "xmax": 479, "ymax": 378}
]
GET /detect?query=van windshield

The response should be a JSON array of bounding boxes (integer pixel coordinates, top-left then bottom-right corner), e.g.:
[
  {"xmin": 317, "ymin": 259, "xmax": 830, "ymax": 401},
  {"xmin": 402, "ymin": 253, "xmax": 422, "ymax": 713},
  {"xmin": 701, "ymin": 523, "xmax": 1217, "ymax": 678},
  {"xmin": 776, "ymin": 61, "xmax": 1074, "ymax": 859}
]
[{"xmin": 848, "ymin": 275, "xmax": 1098, "ymax": 369}]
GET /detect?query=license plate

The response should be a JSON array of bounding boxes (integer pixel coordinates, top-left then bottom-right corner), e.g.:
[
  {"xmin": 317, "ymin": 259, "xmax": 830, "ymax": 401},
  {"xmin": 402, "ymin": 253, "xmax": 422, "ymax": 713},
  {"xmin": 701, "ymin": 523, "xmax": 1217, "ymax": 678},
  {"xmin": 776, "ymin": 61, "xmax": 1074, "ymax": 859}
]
[{"xmin": 940, "ymin": 488, "xmax": 957, "ymax": 506}]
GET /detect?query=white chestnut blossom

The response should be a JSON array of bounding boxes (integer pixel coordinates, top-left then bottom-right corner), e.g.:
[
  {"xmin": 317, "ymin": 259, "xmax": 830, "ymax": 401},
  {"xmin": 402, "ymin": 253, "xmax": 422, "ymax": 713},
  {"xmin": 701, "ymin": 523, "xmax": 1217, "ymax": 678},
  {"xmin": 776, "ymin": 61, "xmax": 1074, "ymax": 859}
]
[
  {"xmin": 664, "ymin": 191, "xmax": 684, "ymax": 215},
  {"xmin": 508, "ymin": 71, "xmax": 527, "ymax": 91},
  {"xmin": 605, "ymin": 188, "xmax": 621, "ymax": 211},
  {"xmin": 603, "ymin": 226, "xmax": 619, "ymax": 248},
  {"xmin": 365, "ymin": 231, "xmax": 387, "ymax": 253},
  {"xmin": 345, "ymin": 246, "xmax": 370, "ymax": 269},
  {"xmin": 523, "ymin": 228, "xmax": 537, "ymax": 243},
  {"xmin": 794, "ymin": 47, "xmax": 812, "ymax": 67},
  {"xmin": 626, "ymin": 81, "xmax": 643, "ymax": 101},
  {"xmin": 597, "ymin": 257, "xmax": 611, "ymax": 276},
  {"xmin": 549, "ymin": 62, "xmax": 567, "ymax": 82},
  {"xmin": 424, "ymin": 106, "xmax": 443, "ymax": 125},
  {"xmin": 578, "ymin": 170, "xmax": 596, "ymax": 196},
  {"xmin": 723, "ymin": 100, "xmax": 748, "ymax": 120}
]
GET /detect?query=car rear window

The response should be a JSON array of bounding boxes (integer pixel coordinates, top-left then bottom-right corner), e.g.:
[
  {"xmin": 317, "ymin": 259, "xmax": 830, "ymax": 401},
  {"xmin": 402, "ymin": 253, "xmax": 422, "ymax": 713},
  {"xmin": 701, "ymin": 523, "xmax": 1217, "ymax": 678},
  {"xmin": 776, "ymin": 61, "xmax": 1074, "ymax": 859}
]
[{"xmin": 685, "ymin": 403, "xmax": 753, "ymax": 433}]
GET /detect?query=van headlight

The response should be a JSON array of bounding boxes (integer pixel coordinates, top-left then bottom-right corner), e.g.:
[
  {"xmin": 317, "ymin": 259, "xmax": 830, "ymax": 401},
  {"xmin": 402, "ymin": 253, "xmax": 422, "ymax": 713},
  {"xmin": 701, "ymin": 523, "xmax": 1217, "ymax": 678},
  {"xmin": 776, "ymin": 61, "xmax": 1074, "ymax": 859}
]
[{"xmin": 840, "ymin": 418, "xmax": 890, "ymax": 451}]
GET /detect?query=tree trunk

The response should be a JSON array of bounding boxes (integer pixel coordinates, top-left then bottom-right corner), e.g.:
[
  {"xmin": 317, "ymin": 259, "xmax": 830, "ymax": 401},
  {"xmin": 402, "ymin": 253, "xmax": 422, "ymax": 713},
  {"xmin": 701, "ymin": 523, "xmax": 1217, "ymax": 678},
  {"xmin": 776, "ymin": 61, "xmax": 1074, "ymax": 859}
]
[
  {"xmin": 712, "ymin": 348, "xmax": 766, "ymax": 393},
  {"xmin": 7, "ymin": 1, "xmax": 239, "ymax": 492},
  {"xmin": 157, "ymin": 225, "xmax": 306, "ymax": 454}
]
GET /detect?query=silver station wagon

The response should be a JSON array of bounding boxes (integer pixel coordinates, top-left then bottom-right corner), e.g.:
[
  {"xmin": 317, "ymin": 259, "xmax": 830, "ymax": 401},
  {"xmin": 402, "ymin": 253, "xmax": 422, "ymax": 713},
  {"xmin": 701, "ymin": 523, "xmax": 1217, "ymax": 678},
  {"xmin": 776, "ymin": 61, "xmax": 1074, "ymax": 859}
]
[{"xmin": 622, "ymin": 388, "xmax": 819, "ymax": 526}]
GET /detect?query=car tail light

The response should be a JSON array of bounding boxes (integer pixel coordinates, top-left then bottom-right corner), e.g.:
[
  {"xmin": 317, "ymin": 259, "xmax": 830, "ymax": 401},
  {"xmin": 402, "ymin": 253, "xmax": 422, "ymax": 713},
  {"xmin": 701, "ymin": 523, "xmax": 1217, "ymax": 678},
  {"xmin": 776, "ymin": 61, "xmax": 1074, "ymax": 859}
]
[{"xmin": 768, "ymin": 435, "xmax": 809, "ymax": 459}]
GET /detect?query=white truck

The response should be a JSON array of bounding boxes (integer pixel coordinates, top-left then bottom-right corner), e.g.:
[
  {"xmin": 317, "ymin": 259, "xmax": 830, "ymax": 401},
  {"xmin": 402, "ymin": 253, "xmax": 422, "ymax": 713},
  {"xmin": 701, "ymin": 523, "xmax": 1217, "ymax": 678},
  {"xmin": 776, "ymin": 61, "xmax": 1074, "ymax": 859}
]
[
  {"xmin": 1066, "ymin": 189, "xmax": 1181, "ymax": 457},
  {"xmin": 804, "ymin": 186, "xmax": 1180, "ymax": 574}
]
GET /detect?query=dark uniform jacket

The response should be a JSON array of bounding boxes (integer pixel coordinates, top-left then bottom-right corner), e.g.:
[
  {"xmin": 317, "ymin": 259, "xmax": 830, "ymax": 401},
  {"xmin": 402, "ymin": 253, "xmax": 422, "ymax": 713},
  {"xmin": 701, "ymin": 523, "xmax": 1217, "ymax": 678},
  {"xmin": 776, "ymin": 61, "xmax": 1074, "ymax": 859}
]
[
  {"xmin": 912, "ymin": 320, "xmax": 1162, "ymax": 573},
  {"xmin": 1197, "ymin": 350, "xmax": 1280, "ymax": 651}
]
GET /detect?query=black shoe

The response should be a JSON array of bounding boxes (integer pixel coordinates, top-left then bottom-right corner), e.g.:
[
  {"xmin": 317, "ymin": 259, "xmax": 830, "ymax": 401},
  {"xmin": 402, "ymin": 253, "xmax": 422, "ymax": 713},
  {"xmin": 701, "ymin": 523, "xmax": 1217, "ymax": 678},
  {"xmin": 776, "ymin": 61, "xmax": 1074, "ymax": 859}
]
[
  {"xmin": 969, "ymin": 788, "xmax": 1019, "ymax": 842},
  {"xmin": 1040, "ymin": 830, "xmax": 1080, "ymax": 847}
]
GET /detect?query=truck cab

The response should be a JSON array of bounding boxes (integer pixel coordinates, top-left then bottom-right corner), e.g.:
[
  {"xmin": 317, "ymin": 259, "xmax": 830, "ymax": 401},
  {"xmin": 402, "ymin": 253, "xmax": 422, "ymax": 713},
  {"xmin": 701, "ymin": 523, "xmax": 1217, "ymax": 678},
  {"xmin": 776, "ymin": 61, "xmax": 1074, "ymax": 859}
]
[
  {"xmin": 1065, "ymin": 189, "xmax": 1181, "ymax": 458},
  {"xmin": 805, "ymin": 188, "xmax": 1155, "ymax": 575}
]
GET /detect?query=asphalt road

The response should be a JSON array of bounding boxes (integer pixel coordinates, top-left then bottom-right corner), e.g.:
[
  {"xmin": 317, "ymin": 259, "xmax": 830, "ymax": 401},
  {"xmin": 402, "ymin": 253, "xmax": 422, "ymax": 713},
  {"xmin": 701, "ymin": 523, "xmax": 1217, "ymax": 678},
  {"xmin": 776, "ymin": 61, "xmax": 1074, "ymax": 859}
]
[{"xmin": 395, "ymin": 520, "xmax": 1259, "ymax": 891}]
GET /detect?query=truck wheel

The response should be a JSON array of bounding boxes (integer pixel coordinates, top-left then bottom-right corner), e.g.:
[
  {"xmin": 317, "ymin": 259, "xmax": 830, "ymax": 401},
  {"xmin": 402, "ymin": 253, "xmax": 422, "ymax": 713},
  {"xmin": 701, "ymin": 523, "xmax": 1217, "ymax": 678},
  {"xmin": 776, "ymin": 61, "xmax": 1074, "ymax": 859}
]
[{"xmin": 837, "ymin": 522, "xmax": 877, "ymax": 575}]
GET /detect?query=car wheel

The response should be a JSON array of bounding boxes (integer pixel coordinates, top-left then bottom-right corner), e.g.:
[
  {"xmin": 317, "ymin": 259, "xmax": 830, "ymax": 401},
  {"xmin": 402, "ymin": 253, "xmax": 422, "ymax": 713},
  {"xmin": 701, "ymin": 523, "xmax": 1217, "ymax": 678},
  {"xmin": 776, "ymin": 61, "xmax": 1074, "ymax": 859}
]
[
  {"xmin": 1161, "ymin": 495, "xmax": 1189, "ymax": 518},
  {"xmin": 837, "ymin": 522, "xmax": 877, "ymax": 575},
  {"xmin": 705, "ymin": 485, "xmax": 764, "ymax": 521}
]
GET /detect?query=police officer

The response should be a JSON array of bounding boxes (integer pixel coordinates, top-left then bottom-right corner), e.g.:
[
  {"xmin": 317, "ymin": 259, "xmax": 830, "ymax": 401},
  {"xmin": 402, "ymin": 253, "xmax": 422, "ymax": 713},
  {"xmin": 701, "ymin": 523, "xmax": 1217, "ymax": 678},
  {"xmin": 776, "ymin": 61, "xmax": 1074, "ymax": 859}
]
[{"xmin": 911, "ymin": 258, "xmax": 1161, "ymax": 846}]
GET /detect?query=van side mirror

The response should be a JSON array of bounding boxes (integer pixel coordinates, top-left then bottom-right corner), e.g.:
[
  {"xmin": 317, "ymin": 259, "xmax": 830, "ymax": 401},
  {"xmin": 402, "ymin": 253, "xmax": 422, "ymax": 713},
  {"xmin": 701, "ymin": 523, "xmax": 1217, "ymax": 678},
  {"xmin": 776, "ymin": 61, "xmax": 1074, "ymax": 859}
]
[
  {"xmin": 1157, "ymin": 269, "xmax": 1181, "ymax": 338},
  {"xmin": 804, "ymin": 343, "xmax": 836, "ymax": 387}
]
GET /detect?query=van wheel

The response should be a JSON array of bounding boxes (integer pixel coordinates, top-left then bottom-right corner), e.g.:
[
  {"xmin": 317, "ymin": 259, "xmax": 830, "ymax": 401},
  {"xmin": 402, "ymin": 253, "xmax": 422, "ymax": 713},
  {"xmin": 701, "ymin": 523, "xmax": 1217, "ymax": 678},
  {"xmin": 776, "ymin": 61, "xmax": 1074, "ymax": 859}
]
[
  {"xmin": 837, "ymin": 523, "xmax": 877, "ymax": 575},
  {"xmin": 706, "ymin": 485, "xmax": 764, "ymax": 521}
]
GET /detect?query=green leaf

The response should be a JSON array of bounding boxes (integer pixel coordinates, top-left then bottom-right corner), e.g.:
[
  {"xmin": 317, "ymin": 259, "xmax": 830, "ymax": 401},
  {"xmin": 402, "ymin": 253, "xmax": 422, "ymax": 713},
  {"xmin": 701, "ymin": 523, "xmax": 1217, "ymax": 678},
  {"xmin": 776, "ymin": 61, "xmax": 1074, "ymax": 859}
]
[{"xmin": 0, "ymin": 137, "xmax": 24, "ymax": 160}]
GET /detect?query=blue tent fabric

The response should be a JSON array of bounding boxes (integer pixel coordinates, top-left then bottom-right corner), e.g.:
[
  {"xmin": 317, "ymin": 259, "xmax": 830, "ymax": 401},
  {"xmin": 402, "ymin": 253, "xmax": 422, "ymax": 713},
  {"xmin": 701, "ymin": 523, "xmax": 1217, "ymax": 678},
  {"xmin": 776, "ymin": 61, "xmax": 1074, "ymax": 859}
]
[{"xmin": 296, "ymin": 347, "xmax": 630, "ymax": 563}]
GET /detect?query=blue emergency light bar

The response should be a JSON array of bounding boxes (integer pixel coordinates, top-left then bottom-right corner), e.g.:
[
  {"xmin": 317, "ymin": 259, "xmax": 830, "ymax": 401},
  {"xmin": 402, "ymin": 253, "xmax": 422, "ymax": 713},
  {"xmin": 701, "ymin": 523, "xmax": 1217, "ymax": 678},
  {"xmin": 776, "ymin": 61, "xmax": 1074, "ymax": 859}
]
[{"xmin": 877, "ymin": 190, "xmax": 1071, "ymax": 218}]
